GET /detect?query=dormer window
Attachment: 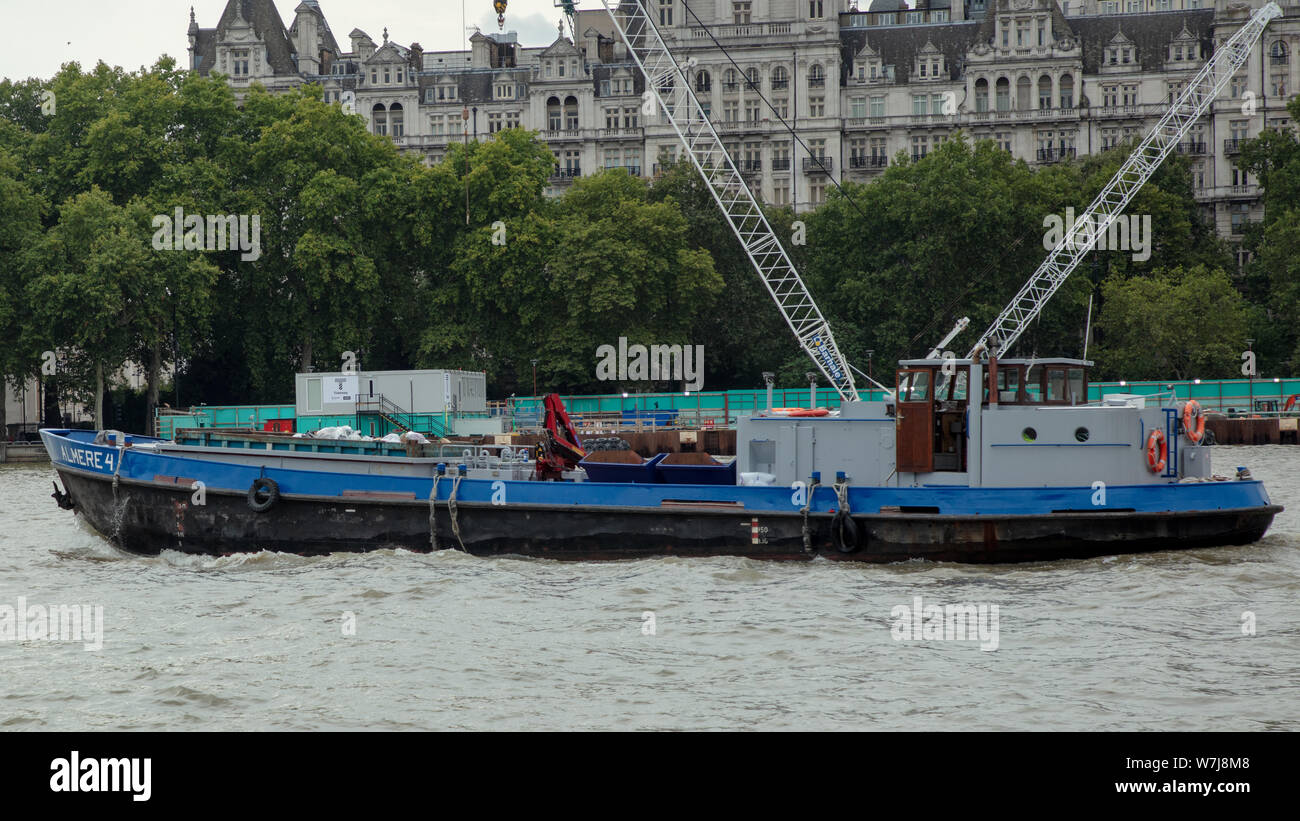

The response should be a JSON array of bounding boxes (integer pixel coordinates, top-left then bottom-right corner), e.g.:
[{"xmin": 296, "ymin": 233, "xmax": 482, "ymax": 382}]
[{"xmin": 396, "ymin": 68, "xmax": 403, "ymax": 84}]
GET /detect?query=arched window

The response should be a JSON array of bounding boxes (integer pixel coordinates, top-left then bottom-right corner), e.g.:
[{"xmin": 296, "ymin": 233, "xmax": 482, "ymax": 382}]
[
  {"xmin": 1060, "ymin": 74, "xmax": 1074, "ymax": 108},
  {"xmin": 1038, "ymin": 75, "xmax": 1052, "ymax": 110},
  {"xmin": 724, "ymin": 68, "xmax": 738, "ymax": 92},
  {"xmin": 746, "ymin": 67, "xmax": 760, "ymax": 90},
  {"xmin": 371, "ymin": 103, "xmax": 387, "ymax": 135},
  {"xmin": 995, "ymin": 77, "xmax": 1010, "ymax": 111},
  {"xmin": 1016, "ymin": 75, "xmax": 1031, "ymax": 110},
  {"xmin": 695, "ymin": 69, "xmax": 712, "ymax": 93},
  {"xmin": 389, "ymin": 103, "xmax": 404, "ymax": 137},
  {"xmin": 564, "ymin": 95, "xmax": 579, "ymax": 130},
  {"xmin": 809, "ymin": 63, "xmax": 825, "ymax": 89},
  {"xmin": 547, "ymin": 96, "xmax": 561, "ymax": 131},
  {"xmin": 772, "ymin": 65, "xmax": 789, "ymax": 90},
  {"xmin": 975, "ymin": 78, "xmax": 989, "ymax": 113},
  {"xmin": 1271, "ymin": 41, "xmax": 1289, "ymax": 65}
]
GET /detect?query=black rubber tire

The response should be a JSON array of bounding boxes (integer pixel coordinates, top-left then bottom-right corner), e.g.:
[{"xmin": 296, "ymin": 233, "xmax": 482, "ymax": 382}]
[
  {"xmin": 247, "ymin": 477, "xmax": 280, "ymax": 512},
  {"xmin": 831, "ymin": 512, "xmax": 861, "ymax": 554},
  {"xmin": 1204, "ymin": 428, "xmax": 1217, "ymax": 446}
]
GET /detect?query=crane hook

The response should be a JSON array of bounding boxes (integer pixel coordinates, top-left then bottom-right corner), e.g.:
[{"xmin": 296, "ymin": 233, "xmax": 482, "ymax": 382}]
[{"xmin": 493, "ymin": 0, "xmax": 507, "ymax": 30}]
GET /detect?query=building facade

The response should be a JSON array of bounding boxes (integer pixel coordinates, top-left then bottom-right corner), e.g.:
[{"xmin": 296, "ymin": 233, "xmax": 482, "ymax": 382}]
[{"xmin": 188, "ymin": 0, "xmax": 1299, "ymax": 243}]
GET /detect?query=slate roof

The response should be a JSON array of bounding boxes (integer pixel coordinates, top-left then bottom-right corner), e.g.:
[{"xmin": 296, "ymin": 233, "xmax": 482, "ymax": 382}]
[
  {"xmin": 1067, "ymin": 11, "xmax": 1214, "ymax": 73},
  {"xmin": 840, "ymin": 1, "xmax": 1216, "ymax": 84},
  {"xmin": 841, "ymin": 22, "xmax": 983, "ymax": 83},
  {"xmin": 193, "ymin": 0, "xmax": 298, "ymax": 76}
]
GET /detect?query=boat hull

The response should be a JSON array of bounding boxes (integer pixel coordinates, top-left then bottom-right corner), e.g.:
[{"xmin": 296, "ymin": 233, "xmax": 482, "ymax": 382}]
[{"xmin": 54, "ymin": 466, "xmax": 1280, "ymax": 563}]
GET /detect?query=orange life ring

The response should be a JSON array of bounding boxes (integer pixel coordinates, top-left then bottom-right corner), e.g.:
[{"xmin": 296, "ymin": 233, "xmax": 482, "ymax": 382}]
[
  {"xmin": 1182, "ymin": 400, "xmax": 1205, "ymax": 444},
  {"xmin": 1146, "ymin": 429, "xmax": 1167, "ymax": 473},
  {"xmin": 1286, "ymin": 394, "xmax": 1299, "ymax": 412}
]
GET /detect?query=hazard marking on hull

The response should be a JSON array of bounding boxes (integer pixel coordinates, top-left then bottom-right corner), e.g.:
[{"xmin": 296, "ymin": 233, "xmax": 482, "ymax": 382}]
[{"xmin": 741, "ymin": 516, "xmax": 769, "ymax": 545}]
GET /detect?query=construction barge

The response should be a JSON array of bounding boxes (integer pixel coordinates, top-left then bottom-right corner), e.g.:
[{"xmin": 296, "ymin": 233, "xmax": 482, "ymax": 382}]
[{"xmin": 39, "ymin": 356, "xmax": 1281, "ymax": 562}]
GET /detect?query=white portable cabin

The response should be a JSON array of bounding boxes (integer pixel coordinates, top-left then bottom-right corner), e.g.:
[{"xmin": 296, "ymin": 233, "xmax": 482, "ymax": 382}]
[{"xmin": 295, "ymin": 369, "xmax": 487, "ymax": 416}]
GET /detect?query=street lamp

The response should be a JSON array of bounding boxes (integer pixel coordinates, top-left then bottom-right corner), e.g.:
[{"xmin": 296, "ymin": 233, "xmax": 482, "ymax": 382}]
[
  {"xmin": 530, "ymin": 359, "xmax": 539, "ymax": 397},
  {"xmin": 805, "ymin": 371, "xmax": 817, "ymax": 409},
  {"xmin": 865, "ymin": 349, "xmax": 875, "ymax": 382}
]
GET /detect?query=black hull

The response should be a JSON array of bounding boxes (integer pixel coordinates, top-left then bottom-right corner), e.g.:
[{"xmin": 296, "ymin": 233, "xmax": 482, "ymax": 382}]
[{"xmin": 54, "ymin": 469, "xmax": 1280, "ymax": 563}]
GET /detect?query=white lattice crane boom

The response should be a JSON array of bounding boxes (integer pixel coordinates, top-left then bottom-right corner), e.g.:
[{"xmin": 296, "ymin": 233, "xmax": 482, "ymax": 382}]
[
  {"xmin": 965, "ymin": 1, "xmax": 1282, "ymax": 359},
  {"xmin": 596, "ymin": 0, "xmax": 859, "ymax": 401}
]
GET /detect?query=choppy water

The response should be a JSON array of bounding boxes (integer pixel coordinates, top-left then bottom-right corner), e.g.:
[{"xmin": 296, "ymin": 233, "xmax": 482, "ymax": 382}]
[{"xmin": 1, "ymin": 446, "xmax": 1297, "ymax": 730}]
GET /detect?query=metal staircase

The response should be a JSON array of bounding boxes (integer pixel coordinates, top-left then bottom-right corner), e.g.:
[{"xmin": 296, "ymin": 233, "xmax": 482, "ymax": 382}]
[{"xmin": 356, "ymin": 394, "xmax": 450, "ymax": 438}]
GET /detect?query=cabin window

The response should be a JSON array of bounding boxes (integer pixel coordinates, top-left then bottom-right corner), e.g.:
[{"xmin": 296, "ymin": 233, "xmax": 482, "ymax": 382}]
[
  {"xmin": 1046, "ymin": 367, "xmax": 1067, "ymax": 402},
  {"xmin": 307, "ymin": 378, "xmax": 323, "ymax": 412},
  {"xmin": 935, "ymin": 369, "xmax": 968, "ymax": 401},
  {"xmin": 1075, "ymin": 427, "xmax": 1090, "ymax": 442},
  {"xmin": 1068, "ymin": 368, "xmax": 1085, "ymax": 404},
  {"xmin": 996, "ymin": 367, "xmax": 1020, "ymax": 403},
  {"xmin": 1021, "ymin": 427, "xmax": 1037, "ymax": 442},
  {"xmin": 904, "ymin": 371, "xmax": 931, "ymax": 402}
]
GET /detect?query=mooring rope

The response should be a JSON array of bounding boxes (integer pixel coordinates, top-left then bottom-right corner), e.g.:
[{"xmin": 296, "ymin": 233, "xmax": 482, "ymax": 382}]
[
  {"xmin": 800, "ymin": 482, "xmax": 813, "ymax": 554},
  {"xmin": 428, "ymin": 474, "xmax": 440, "ymax": 551},
  {"xmin": 448, "ymin": 474, "xmax": 466, "ymax": 552}
]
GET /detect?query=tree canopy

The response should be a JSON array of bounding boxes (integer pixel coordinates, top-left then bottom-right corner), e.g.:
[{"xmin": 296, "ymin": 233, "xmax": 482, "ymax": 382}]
[{"xmin": 0, "ymin": 61, "xmax": 1293, "ymax": 434}]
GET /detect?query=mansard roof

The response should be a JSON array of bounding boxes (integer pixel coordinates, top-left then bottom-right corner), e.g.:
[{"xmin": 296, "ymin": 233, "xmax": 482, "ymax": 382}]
[
  {"xmin": 839, "ymin": 2, "xmax": 1215, "ymax": 84},
  {"xmin": 1069, "ymin": 10, "xmax": 1213, "ymax": 73},
  {"xmin": 841, "ymin": 23, "xmax": 983, "ymax": 84},
  {"xmin": 215, "ymin": 0, "xmax": 298, "ymax": 74}
]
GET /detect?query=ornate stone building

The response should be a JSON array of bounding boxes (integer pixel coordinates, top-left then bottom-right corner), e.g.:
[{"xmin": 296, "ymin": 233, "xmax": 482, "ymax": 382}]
[{"xmin": 188, "ymin": 0, "xmax": 1299, "ymax": 244}]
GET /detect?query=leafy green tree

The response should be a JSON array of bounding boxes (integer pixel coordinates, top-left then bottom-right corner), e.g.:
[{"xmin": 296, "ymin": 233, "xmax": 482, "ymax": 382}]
[
  {"xmin": 648, "ymin": 158, "xmax": 796, "ymax": 389},
  {"xmin": 1093, "ymin": 265, "xmax": 1247, "ymax": 380},
  {"xmin": 0, "ymin": 149, "xmax": 46, "ymax": 435},
  {"xmin": 1238, "ymin": 95, "xmax": 1300, "ymax": 373}
]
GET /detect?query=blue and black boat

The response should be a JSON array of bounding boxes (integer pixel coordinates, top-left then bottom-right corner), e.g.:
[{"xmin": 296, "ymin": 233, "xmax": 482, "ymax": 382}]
[{"xmin": 40, "ymin": 356, "xmax": 1281, "ymax": 562}]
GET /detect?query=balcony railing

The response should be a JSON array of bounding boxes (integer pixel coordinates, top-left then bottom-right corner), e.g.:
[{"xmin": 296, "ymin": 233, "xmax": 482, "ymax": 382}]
[
  {"xmin": 1224, "ymin": 139, "xmax": 1244, "ymax": 154},
  {"xmin": 850, "ymin": 155, "xmax": 888, "ymax": 169},
  {"xmin": 549, "ymin": 166, "xmax": 581, "ymax": 181},
  {"xmin": 771, "ymin": 79, "xmax": 789, "ymax": 90},
  {"xmin": 739, "ymin": 160, "xmax": 762, "ymax": 173},
  {"xmin": 772, "ymin": 157, "xmax": 791, "ymax": 171},
  {"xmin": 802, "ymin": 156, "xmax": 833, "ymax": 173},
  {"xmin": 722, "ymin": 82, "xmax": 740, "ymax": 93},
  {"xmin": 1036, "ymin": 147, "xmax": 1077, "ymax": 162},
  {"xmin": 1176, "ymin": 141, "xmax": 1207, "ymax": 155},
  {"xmin": 1271, "ymin": 54, "xmax": 1289, "ymax": 66},
  {"xmin": 808, "ymin": 77, "xmax": 826, "ymax": 88}
]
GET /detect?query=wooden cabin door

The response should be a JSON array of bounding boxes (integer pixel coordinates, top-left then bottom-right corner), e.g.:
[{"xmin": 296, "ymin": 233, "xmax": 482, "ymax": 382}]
[{"xmin": 896, "ymin": 368, "xmax": 934, "ymax": 473}]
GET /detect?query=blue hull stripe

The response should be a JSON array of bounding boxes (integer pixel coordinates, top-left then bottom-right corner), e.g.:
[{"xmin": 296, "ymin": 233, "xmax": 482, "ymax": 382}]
[{"xmin": 40, "ymin": 429, "xmax": 1274, "ymax": 517}]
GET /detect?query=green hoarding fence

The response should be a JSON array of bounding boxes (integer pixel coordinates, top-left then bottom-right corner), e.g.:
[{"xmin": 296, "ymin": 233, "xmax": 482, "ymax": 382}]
[{"xmin": 156, "ymin": 376, "xmax": 1300, "ymax": 439}]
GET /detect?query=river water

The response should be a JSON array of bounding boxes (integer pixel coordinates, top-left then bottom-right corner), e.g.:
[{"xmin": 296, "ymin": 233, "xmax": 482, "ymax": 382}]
[{"xmin": 1, "ymin": 446, "xmax": 1296, "ymax": 731}]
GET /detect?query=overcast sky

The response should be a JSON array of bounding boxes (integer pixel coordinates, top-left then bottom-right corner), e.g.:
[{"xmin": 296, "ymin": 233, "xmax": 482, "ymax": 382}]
[{"xmin": 1, "ymin": 0, "xmax": 578, "ymax": 81}]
